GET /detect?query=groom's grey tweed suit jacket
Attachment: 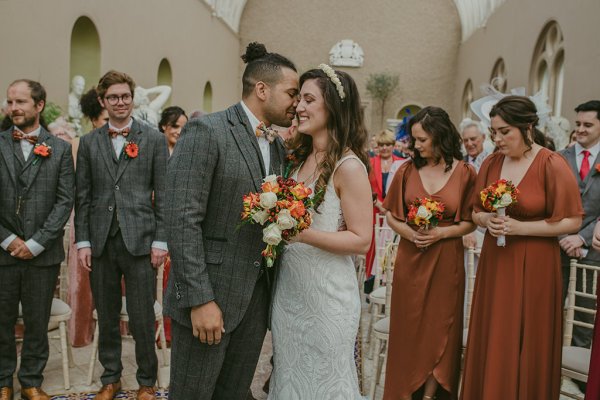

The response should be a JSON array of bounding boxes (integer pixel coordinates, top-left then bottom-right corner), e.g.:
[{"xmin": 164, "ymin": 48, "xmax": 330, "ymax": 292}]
[
  {"xmin": 164, "ymin": 102, "xmax": 286, "ymax": 331},
  {"xmin": 74, "ymin": 118, "xmax": 169, "ymax": 256}
]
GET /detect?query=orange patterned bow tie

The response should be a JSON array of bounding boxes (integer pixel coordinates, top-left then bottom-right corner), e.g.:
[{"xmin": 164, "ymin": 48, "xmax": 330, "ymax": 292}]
[
  {"xmin": 108, "ymin": 127, "xmax": 130, "ymax": 138},
  {"xmin": 12, "ymin": 130, "xmax": 38, "ymax": 145},
  {"xmin": 255, "ymin": 122, "xmax": 278, "ymax": 143}
]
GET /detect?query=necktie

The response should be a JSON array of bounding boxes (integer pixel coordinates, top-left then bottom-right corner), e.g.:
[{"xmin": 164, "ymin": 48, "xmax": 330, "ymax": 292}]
[
  {"xmin": 108, "ymin": 127, "xmax": 130, "ymax": 138},
  {"xmin": 255, "ymin": 122, "xmax": 277, "ymax": 143},
  {"xmin": 12, "ymin": 130, "xmax": 38, "ymax": 145},
  {"xmin": 580, "ymin": 150, "xmax": 591, "ymax": 181}
]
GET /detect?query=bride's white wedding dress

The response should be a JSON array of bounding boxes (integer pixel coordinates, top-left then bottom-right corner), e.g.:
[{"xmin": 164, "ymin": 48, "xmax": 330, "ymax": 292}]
[{"xmin": 268, "ymin": 155, "xmax": 363, "ymax": 400}]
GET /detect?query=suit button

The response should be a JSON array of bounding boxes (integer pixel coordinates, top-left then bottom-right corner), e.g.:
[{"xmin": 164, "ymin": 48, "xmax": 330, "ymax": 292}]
[
  {"xmin": 253, "ymin": 261, "xmax": 261, "ymax": 267},
  {"xmin": 108, "ymin": 206, "xmax": 114, "ymax": 211},
  {"xmin": 115, "ymin": 185, "xmax": 120, "ymax": 191}
]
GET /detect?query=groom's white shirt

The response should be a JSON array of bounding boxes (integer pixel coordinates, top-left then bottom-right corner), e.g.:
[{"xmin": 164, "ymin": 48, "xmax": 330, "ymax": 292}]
[{"xmin": 241, "ymin": 100, "xmax": 270, "ymax": 174}]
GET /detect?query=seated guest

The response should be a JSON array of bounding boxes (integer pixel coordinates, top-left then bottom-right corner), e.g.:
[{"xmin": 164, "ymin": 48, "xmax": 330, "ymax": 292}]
[{"xmin": 459, "ymin": 118, "xmax": 490, "ymax": 172}]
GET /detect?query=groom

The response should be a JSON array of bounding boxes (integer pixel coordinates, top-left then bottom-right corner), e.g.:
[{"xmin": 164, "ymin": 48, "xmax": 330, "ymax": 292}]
[{"xmin": 164, "ymin": 42, "xmax": 298, "ymax": 399}]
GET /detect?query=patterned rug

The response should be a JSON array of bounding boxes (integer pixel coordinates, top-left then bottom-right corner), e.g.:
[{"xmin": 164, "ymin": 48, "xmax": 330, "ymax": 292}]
[{"xmin": 51, "ymin": 389, "xmax": 168, "ymax": 399}]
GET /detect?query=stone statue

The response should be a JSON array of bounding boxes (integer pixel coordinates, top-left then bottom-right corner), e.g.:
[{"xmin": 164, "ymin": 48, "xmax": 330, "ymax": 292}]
[
  {"xmin": 329, "ymin": 40, "xmax": 364, "ymax": 68},
  {"xmin": 68, "ymin": 75, "xmax": 85, "ymax": 134},
  {"xmin": 132, "ymin": 85, "xmax": 172, "ymax": 127}
]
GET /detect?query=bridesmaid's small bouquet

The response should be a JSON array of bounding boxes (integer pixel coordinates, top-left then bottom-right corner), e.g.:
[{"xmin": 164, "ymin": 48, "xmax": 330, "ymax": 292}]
[
  {"xmin": 407, "ymin": 197, "xmax": 445, "ymax": 229},
  {"xmin": 480, "ymin": 179, "xmax": 520, "ymax": 247},
  {"xmin": 240, "ymin": 174, "xmax": 317, "ymax": 267}
]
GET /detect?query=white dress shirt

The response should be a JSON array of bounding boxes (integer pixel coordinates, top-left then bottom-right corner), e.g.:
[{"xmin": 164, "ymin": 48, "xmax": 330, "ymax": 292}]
[{"xmin": 241, "ymin": 100, "xmax": 270, "ymax": 174}]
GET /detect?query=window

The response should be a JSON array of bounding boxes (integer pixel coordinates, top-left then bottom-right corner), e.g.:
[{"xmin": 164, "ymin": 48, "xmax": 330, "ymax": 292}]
[
  {"xmin": 461, "ymin": 80, "xmax": 474, "ymax": 120},
  {"xmin": 490, "ymin": 58, "xmax": 507, "ymax": 92}
]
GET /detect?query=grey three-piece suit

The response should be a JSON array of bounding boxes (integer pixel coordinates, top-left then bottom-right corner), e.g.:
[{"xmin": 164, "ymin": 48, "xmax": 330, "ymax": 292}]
[
  {"xmin": 75, "ymin": 119, "xmax": 168, "ymax": 386},
  {"xmin": 164, "ymin": 103, "xmax": 286, "ymax": 400},
  {"xmin": 559, "ymin": 145, "xmax": 600, "ymax": 348},
  {"xmin": 0, "ymin": 127, "xmax": 74, "ymax": 388}
]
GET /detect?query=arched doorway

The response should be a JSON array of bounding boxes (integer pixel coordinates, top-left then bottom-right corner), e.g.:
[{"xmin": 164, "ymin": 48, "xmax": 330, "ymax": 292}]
[
  {"xmin": 70, "ymin": 16, "xmax": 101, "ymax": 92},
  {"xmin": 157, "ymin": 58, "xmax": 173, "ymax": 106},
  {"xmin": 203, "ymin": 82, "xmax": 213, "ymax": 113},
  {"xmin": 396, "ymin": 104, "xmax": 422, "ymax": 120}
]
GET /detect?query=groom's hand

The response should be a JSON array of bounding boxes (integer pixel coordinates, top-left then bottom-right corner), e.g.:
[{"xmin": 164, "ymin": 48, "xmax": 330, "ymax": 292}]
[{"xmin": 191, "ymin": 301, "xmax": 225, "ymax": 345}]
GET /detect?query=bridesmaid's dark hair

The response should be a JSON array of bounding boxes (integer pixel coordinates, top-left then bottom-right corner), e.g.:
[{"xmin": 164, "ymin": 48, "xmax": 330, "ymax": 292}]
[
  {"xmin": 408, "ymin": 106, "xmax": 463, "ymax": 171},
  {"xmin": 288, "ymin": 68, "xmax": 369, "ymax": 210},
  {"xmin": 489, "ymin": 95, "xmax": 547, "ymax": 151}
]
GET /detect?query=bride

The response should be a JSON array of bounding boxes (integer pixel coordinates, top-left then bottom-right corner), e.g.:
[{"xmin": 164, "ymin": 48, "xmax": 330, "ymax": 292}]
[{"xmin": 268, "ymin": 65, "xmax": 373, "ymax": 399}]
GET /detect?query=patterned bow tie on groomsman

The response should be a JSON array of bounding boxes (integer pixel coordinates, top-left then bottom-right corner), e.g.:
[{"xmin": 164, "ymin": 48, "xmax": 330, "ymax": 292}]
[
  {"xmin": 255, "ymin": 122, "xmax": 278, "ymax": 143},
  {"xmin": 108, "ymin": 127, "xmax": 130, "ymax": 138},
  {"xmin": 12, "ymin": 130, "xmax": 38, "ymax": 145}
]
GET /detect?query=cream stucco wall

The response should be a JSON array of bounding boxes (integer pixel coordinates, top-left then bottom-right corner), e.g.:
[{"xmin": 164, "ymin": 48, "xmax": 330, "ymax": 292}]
[
  {"xmin": 0, "ymin": 0, "xmax": 242, "ymax": 116},
  {"xmin": 239, "ymin": 0, "xmax": 462, "ymax": 134},
  {"xmin": 455, "ymin": 0, "xmax": 600, "ymax": 124}
]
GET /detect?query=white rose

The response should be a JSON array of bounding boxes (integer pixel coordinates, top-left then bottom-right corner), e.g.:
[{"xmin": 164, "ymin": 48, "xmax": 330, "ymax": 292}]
[
  {"xmin": 259, "ymin": 192, "xmax": 278, "ymax": 209},
  {"xmin": 276, "ymin": 209, "xmax": 297, "ymax": 230},
  {"xmin": 498, "ymin": 193, "xmax": 513, "ymax": 208},
  {"xmin": 263, "ymin": 174, "xmax": 278, "ymax": 184},
  {"xmin": 252, "ymin": 209, "xmax": 270, "ymax": 225},
  {"xmin": 263, "ymin": 224, "xmax": 283, "ymax": 246},
  {"xmin": 416, "ymin": 205, "xmax": 432, "ymax": 221}
]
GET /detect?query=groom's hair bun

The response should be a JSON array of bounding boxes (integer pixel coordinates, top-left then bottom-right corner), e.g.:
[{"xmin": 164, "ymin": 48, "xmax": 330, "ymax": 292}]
[
  {"xmin": 241, "ymin": 42, "xmax": 297, "ymax": 98},
  {"xmin": 241, "ymin": 42, "xmax": 268, "ymax": 64}
]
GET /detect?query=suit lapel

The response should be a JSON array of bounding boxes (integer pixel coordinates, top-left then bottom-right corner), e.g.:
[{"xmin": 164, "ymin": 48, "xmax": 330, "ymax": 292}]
[
  {"xmin": 229, "ymin": 104, "xmax": 265, "ymax": 191},
  {"xmin": 0, "ymin": 132, "xmax": 17, "ymax": 185},
  {"xmin": 583, "ymin": 151, "xmax": 600, "ymax": 196},
  {"xmin": 20, "ymin": 128, "xmax": 51, "ymax": 193},
  {"xmin": 115, "ymin": 119, "xmax": 143, "ymax": 183},
  {"xmin": 97, "ymin": 124, "xmax": 117, "ymax": 181}
]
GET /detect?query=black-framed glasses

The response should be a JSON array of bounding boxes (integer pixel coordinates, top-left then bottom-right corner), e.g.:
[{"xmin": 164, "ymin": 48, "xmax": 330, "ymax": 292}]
[{"xmin": 105, "ymin": 93, "xmax": 133, "ymax": 106}]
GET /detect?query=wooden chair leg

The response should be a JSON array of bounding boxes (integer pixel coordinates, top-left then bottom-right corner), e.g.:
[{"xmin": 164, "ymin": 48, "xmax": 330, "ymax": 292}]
[
  {"xmin": 369, "ymin": 336, "xmax": 383, "ymax": 399},
  {"xmin": 87, "ymin": 323, "xmax": 100, "ymax": 386},
  {"xmin": 158, "ymin": 319, "xmax": 168, "ymax": 367},
  {"xmin": 59, "ymin": 321, "xmax": 70, "ymax": 390}
]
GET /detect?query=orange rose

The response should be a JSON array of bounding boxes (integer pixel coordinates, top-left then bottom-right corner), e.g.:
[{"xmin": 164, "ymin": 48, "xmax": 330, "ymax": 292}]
[
  {"xmin": 33, "ymin": 144, "xmax": 51, "ymax": 157},
  {"xmin": 261, "ymin": 182, "xmax": 280, "ymax": 193},
  {"xmin": 290, "ymin": 184, "xmax": 312, "ymax": 200},
  {"xmin": 596, "ymin": 163, "xmax": 600, "ymax": 173},
  {"xmin": 125, "ymin": 142, "xmax": 139, "ymax": 159},
  {"xmin": 288, "ymin": 200, "xmax": 306, "ymax": 218}
]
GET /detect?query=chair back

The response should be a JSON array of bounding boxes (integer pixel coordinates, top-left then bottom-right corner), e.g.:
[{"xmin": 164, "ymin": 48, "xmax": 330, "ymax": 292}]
[
  {"xmin": 381, "ymin": 241, "xmax": 399, "ymax": 317},
  {"xmin": 465, "ymin": 247, "xmax": 480, "ymax": 330},
  {"xmin": 373, "ymin": 214, "xmax": 394, "ymax": 290},
  {"xmin": 564, "ymin": 259, "xmax": 599, "ymax": 347},
  {"xmin": 156, "ymin": 262, "xmax": 165, "ymax": 305}
]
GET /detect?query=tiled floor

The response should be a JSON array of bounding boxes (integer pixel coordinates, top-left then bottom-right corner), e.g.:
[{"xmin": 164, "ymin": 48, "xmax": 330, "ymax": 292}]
[{"xmin": 12, "ymin": 306, "xmax": 585, "ymax": 400}]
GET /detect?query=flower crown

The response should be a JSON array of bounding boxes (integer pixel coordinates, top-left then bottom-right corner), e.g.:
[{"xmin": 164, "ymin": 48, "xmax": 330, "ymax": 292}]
[{"xmin": 318, "ymin": 63, "xmax": 345, "ymax": 101}]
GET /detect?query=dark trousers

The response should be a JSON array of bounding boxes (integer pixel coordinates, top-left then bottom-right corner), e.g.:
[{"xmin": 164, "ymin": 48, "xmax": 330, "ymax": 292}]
[
  {"xmin": 90, "ymin": 231, "xmax": 158, "ymax": 386},
  {"xmin": 169, "ymin": 273, "xmax": 269, "ymax": 400},
  {"xmin": 0, "ymin": 263, "xmax": 60, "ymax": 388},
  {"xmin": 561, "ymin": 255, "xmax": 599, "ymax": 348}
]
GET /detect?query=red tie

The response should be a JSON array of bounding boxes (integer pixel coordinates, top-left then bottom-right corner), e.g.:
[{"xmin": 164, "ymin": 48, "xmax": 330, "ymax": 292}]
[{"xmin": 580, "ymin": 150, "xmax": 591, "ymax": 181}]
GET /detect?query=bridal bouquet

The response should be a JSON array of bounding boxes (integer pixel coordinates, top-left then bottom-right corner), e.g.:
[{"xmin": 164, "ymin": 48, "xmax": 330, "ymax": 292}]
[
  {"xmin": 407, "ymin": 197, "xmax": 445, "ymax": 229},
  {"xmin": 241, "ymin": 174, "xmax": 316, "ymax": 267},
  {"xmin": 480, "ymin": 179, "xmax": 519, "ymax": 247}
]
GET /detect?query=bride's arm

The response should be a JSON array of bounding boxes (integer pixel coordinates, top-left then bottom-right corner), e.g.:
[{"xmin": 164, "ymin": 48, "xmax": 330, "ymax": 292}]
[{"xmin": 294, "ymin": 159, "xmax": 372, "ymax": 255}]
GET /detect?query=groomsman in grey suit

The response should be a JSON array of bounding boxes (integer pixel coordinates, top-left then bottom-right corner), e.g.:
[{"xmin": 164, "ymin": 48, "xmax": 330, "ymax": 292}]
[
  {"xmin": 559, "ymin": 100, "xmax": 600, "ymax": 348},
  {"xmin": 75, "ymin": 70, "xmax": 168, "ymax": 400},
  {"xmin": 0, "ymin": 80, "xmax": 74, "ymax": 400},
  {"xmin": 164, "ymin": 42, "xmax": 299, "ymax": 400}
]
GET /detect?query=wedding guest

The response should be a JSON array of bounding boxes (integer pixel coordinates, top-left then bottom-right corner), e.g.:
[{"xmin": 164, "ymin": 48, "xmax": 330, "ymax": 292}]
[
  {"xmin": 461, "ymin": 96, "xmax": 583, "ymax": 400},
  {"xmin": 75, "ymin": 70, "xmax": 168, "ymax": 400},
  {"xmin": 80, "ymin": 87, "xmax": 109, "ymax": 129},
  {"xmin": 365, "ymin": 130, "xmax": 402, "ymax": 290},
  {"xmin": 568, "ymin": 129, "xmax": 577, "ymax": 148},
  {"xmin": 587, "ymin": 219, "xmax": 600, "ymax": 400},
  {"xmin": 383, "ymin": 107, "xmax": 476, "ymax": 399},
  {"xmin": 558, "ymin": 100, "xmax": 600, "ymax": 354},
  {"xmin": 159, "ymin": 106, "xmax": 187, "ymax": 156},
  {"xmin": 459, "ymin": 118, "xmax": 489, "ymax": 172},
  {"xmin": 0, "ymin": 79, "xmax": 75, "ymax": 400}
]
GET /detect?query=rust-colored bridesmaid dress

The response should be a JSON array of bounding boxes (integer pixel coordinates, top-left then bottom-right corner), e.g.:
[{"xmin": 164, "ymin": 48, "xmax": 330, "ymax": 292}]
[
  {"xmin": 383, "ymin": 160, "xmax": 476, "ymax": 399},
  {"xmin": 461, "ymin": 149, "xmax": 583, "ymax": 400}
]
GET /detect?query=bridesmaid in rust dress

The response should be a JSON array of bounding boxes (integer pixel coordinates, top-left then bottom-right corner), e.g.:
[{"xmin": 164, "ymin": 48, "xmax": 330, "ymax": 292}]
[
  {"xmin": 383, "ymin": 106, "xmax": 477, "ymax": 400},
  {"xmin": 461, "ymin": 96, "xmax": 583, "ymax": 400}
]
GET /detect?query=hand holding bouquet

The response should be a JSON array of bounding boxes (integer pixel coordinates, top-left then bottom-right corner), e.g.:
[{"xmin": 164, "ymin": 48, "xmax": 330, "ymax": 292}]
[
  {"xmin": 407, "ymin": 197, "xmax": 445, "ymax": 251},
  {"xmin": 480, "ymin": 179, "xmax": 519, "ymax": 247},
  {"xmin": 241, "ymin": 174, "xmax": 317, "ymax": 267}
]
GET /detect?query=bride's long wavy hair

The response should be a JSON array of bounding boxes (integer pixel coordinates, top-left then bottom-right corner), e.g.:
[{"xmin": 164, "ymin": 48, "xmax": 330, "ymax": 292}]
[{"xmin": 288, "ymin": 68, "xmax": 369, "ymax": 210}]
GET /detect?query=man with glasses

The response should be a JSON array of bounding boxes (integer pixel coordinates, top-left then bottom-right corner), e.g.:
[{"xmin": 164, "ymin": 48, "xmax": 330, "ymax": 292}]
[{"xmin": 75, "ymin": 70, "xmax": 169, "ymax": 400}]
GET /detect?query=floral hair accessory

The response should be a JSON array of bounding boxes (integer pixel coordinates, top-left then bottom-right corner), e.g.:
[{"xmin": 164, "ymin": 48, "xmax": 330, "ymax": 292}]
[{"xmin": 318, "ymin": 63, "xmax": 345, "ymax": 101}]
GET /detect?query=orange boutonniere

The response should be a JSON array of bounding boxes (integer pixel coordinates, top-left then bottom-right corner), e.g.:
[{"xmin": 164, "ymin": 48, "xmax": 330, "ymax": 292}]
[
  {"xmin": 595, "ymin": 163, "xmax": 600, "ymax": 174},
  {"xmin": 124, "ymin": 142, "xmax": 139, "ymax": 159},
  {"xmin": 32, "ymin": 142, "xmax": 52, "ymax": 165}
]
